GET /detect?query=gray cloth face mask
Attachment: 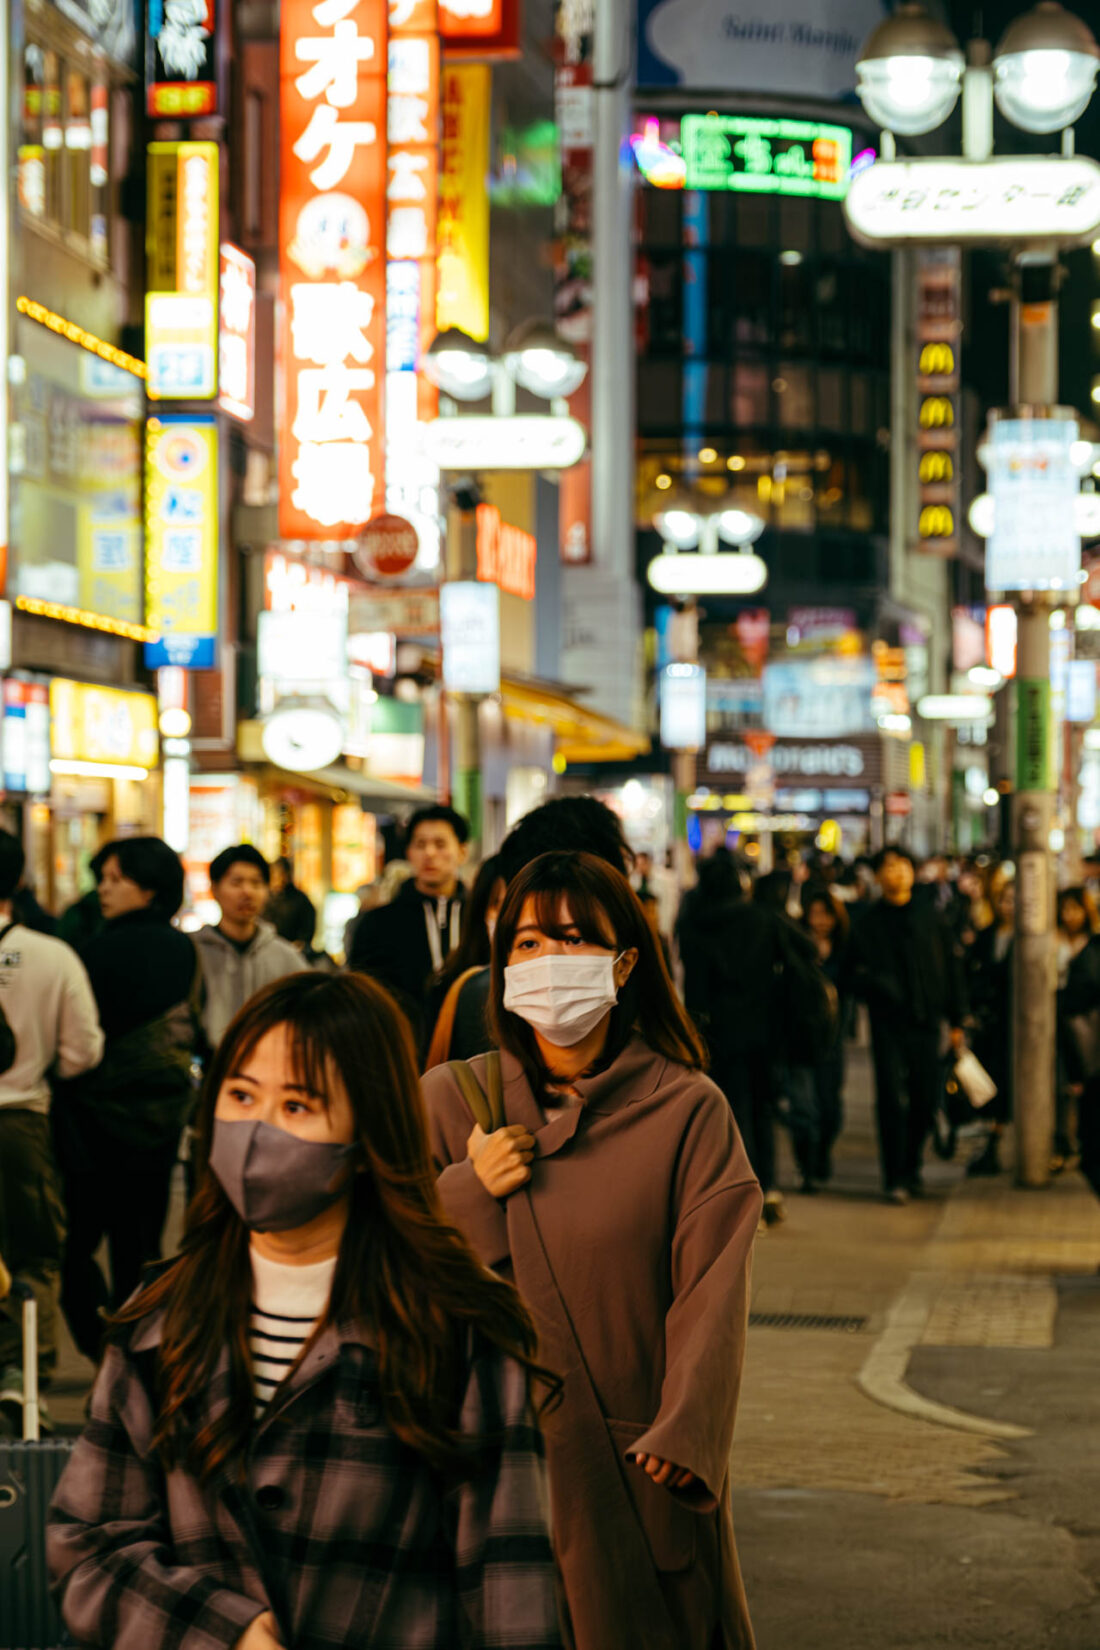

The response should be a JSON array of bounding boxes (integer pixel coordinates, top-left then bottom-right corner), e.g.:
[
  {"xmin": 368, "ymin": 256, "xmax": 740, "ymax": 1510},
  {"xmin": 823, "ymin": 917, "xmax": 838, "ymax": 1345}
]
[{"xmin": 209, "ymin": 1118, "xmax": 360, "ymax": 1232}]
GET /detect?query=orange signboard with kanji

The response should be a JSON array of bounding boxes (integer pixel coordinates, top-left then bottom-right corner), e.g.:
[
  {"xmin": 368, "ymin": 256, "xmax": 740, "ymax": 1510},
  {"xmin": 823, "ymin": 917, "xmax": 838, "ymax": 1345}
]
[{"xmin": 279, "ymin": 0, "xmax": 388, "ymax": 539}]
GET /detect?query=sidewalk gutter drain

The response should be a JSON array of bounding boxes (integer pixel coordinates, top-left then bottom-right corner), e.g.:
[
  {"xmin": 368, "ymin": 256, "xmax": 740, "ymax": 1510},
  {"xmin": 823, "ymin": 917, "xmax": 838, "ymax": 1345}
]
[{"xmin": 749, "ymin": 1313, "xmax": 868, "ymax": 1333}]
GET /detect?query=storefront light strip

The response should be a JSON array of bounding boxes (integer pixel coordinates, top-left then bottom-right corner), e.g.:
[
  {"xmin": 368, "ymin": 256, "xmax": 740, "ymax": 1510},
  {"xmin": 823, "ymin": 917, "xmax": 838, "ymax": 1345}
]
[
  {"xmin": 50, "ymin": 759, "xmax": 150, "ymax": 782},
  {"xmin": 14, "ymin": 596, "xmax": 160, "ymax": 643},
  {"xmin": 15, "ymin": 297, "xmax": 147, "ymax": 380}
]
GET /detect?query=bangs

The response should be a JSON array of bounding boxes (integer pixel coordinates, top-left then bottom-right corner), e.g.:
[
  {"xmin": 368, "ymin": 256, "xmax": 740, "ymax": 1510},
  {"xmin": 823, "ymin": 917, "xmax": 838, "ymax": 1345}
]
[
  {"xmin": 218, "ymin": 991, "xmax": 343, "ymax": 1114},
  {"xmin": 525, "ymin": 881, "xmax": 619, "ymax": 949}
]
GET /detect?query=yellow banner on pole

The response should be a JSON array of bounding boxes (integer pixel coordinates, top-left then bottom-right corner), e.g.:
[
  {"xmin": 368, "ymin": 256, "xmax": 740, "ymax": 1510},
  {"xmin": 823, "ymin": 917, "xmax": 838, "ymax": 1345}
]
[{"xmin": 437, "ymin": 65, "xmax": 490, "ymax": 342}]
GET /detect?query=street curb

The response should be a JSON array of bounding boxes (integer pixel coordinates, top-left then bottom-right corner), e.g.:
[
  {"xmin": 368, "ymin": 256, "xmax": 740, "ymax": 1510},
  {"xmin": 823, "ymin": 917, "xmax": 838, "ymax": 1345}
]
[{"xmin": 857, "ymin": 1269, "xmax": 1033, "ymax": 1442}]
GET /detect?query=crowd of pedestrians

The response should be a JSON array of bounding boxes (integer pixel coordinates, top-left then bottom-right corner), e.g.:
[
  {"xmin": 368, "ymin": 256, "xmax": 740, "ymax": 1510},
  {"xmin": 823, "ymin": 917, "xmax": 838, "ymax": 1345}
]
[{"xmin": 0, "ymin": 800, "xmax": 1086, "ymax": 1647}]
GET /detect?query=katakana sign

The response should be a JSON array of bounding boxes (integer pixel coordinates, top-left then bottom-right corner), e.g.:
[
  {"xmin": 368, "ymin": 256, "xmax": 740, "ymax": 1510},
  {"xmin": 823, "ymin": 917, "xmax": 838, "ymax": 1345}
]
[
  {"xmin": 845, "ymin": 155, "xmax": 1100, "ymax": 248},
  {"xmin": 279, "ymin": 0, "xmax": 387, "ymax": 539}
]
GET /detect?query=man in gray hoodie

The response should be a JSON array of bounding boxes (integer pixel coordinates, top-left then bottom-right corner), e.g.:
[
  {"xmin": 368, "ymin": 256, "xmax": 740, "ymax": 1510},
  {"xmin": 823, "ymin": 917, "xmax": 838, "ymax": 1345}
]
[{"xmin": 194, "ymin": 845, "xmax": 308, "ymax": 1051}]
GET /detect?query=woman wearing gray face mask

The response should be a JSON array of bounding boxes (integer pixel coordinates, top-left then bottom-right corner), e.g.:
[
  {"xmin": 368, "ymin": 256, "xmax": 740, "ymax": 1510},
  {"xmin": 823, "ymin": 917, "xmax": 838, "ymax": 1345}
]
[
  {"xmin": 422, "ymin": 851, "xmax": 764, "ymax": 1650},
  {"xmin": 47, "ymin": 973, "xmax": 563, "ymax": 1650}
]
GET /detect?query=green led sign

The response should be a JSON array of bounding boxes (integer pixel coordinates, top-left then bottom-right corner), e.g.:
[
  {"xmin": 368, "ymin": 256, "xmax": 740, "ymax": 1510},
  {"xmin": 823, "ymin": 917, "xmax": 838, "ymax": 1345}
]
[{"xmin": 680, "ymin": 115, "xmax": 852, "ymax": 199}]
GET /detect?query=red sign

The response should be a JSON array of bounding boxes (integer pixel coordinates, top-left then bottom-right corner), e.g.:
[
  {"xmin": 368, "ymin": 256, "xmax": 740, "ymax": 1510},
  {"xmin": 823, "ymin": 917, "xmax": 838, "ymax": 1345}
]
[
  {"xmin": 219, "ymin": 244, "xmax": 256, "ymax": 422},
  {"xmin": 885, "ymin": 792, "xmax": 912, "ymax": 817},
  {"xmin": 354, "ymin": 513, "xmax": 420, "ymax": 578},
  {"xmin": 476, "ymin": 503, "xmax": 536, "ymax": 600},
  {"xmin": 148, "ymin": 0, "xmax": 218, "ymax": 117},
  {"xmin": 440, "ymin": 0, "xmax": 519, "ymax": 50},
  {"xmin": 279, "ymin": 0, "xmax": 388, "ymax": 540}
]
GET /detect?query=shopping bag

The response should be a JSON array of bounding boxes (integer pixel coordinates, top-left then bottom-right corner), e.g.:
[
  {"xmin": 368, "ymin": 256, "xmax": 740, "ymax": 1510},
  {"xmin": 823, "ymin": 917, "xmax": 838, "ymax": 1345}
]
[{"xmin": 954, "ymin": 1047, "xmax": 998, "ymax": 1110}]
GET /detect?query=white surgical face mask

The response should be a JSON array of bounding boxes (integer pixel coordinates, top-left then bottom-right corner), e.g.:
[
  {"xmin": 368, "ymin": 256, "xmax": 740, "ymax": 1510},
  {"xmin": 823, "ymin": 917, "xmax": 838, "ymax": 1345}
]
[{"xmin": 503, "ymin": 951, "xmax": 622, "ymax": 1047}]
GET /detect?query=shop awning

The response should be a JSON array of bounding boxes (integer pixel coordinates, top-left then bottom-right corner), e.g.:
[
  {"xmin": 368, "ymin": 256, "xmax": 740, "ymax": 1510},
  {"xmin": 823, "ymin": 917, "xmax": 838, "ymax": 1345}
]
[
  {"xmin": 238, "ymin": 722, "xmax": 434, "ymax": 808},
  {"xmin": 500, "ymin": 675, "xmax": 650, "ymax": 766}
]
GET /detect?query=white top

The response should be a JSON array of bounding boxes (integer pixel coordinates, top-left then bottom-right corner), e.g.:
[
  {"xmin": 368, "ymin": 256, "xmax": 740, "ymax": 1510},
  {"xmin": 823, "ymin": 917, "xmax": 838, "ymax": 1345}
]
[
  {"xmin": 0, "ymin": 922, "xmax": 104, "ymax": 1113},
  {"xmin": 249, "ymin": 1247, "xmax": 337, "ymax": 1417}
]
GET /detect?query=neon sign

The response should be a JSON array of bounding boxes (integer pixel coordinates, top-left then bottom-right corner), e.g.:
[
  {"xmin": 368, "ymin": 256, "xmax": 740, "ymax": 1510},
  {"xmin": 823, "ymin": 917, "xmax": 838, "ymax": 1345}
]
[{"xmin": 632, "ymin": 114, "xmax": 852, "ymax": 200}]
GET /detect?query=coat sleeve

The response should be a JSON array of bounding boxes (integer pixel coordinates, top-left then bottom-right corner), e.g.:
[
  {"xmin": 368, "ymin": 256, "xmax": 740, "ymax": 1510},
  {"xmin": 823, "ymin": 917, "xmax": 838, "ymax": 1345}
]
[
  {"xmin": 55, "ymin": 952, "xmax": 106, "ymax": 1079},
  {"xmin": 47, "ymin": 1343, "xmax": 268, "ymax": 1650},
  {"xmin": 422, "ymin": 1066, "xmax": 511, "ymax": 1270},
  {"xmin": 451, "ymin": 1348, "xmax": 563, "ymax": 1650},
  {"xmin": 630, "ymin": 1084, "xmax": 762, "ymax": 1513}
]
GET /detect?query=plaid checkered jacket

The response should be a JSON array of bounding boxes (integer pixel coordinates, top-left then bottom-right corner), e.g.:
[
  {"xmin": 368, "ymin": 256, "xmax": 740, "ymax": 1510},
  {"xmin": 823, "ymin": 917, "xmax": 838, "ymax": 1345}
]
[{"xmin": 48, "ymin": 1311, "xmax": 563, "ymax": 1650}]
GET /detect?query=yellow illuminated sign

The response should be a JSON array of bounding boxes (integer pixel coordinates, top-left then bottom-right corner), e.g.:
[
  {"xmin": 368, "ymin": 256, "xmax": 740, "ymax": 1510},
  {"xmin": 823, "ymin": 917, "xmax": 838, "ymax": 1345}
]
[
  {"xmin": 15, "ymin": 596, "xmax": 158, "ymax": 642},
  {"xmin": 919, "ymin": 396, "xmax": 954, "ymax": 429},
  {"xmin": 437, "ymin": 65, "xmax": 490, "ymax": 341},
  {"xmin": 146, "ymin": 142, "xmax": 219, "ymax": 399},
  {"xmin": 16, "ymin": 298, "xmax": 146, "ymax": 378},
  {"xmin": 919, "ymin": 341, "xmax": 956, "ymax": 375},
  {"xmin": 145, "ymin": 417, "xmax": 219, "ymax": 641},
  {"xmin": 919, "ymin": 504, "xmax": 955, "ymax": 538},
  {"xmin": 50, "ymin": 679, "xmax": 159, "ymax": 767},
  {"xmin": 919, "ymin": 451, "xmax": 954, "ymax": 483}
]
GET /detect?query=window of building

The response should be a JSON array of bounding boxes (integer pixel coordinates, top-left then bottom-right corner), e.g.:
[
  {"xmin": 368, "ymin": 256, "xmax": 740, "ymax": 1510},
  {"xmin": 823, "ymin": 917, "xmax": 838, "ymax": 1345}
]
[{"xmin": 18, "ymin": 36, "xmax": 112, "ymax": 264}]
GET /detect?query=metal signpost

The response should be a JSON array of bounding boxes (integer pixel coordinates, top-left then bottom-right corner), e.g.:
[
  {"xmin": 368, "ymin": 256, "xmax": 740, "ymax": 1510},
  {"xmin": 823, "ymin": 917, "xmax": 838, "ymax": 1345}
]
[{"xmin": 846, "ymin": 0, "xmax": 1100, "ymax": 1187}]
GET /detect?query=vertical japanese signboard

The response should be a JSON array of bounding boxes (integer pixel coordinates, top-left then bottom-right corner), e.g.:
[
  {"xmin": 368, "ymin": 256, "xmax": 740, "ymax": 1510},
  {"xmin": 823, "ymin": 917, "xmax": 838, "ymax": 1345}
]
[
  {"xmin": 437, "ymin": 64, "xmax": 490, "ymax": 341},
  {"xmin": 915, "ymin": 248, "xmax": 961, "ymax": 557},
  {"xmin": 146, "ymin": 141, "xmax": 219, "ymax": 399},
  {"xmin": 147, "ymin": 0, "xmax": 219, "ymax": 116},
  {"xmin": 280, "ymin": 0, "xmax": 387, "ymax": 539},
  {"xmin": 385, "ymin": 0, "xmax": 440, "ymax": 555},
  {"xmin": 219, "ymin": 243, "xmax": 256, "ymax": 422},
  {"xmin": 554, "ymin": 2, "xmax": 593, "ymax": 564},
  {"xmin": 144, "ymin": 414, "xmax": 219, "ymax": 668}
]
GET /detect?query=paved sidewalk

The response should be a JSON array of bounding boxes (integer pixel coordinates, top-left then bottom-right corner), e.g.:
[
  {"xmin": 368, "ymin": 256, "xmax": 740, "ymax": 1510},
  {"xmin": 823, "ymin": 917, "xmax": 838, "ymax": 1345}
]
[{"xmin": 735, "ymin": 1040, "xmax": 1100, "ymax": 1649}]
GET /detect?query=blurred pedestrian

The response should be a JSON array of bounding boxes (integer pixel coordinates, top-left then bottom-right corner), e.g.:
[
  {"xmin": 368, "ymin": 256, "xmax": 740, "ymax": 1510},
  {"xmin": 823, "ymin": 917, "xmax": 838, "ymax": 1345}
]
[
  {"xmin": 49, "ymin": 971, "xmax": 562, "ymax": 1650},
  {"xmin": 264, "ymin": 855, "xmax": 317, "ymax": 948},
  {"xmin": 424, "ymin": 854, "xmax": 505, "ymax": 1068},
  {"xmin": 57, "ymin": 843, "xmax": 112, "ymax": 952},
  {"xmin": 1055, "ymin": 886, "xmax": 1097, "ymax": 1166},
  {"xmin": 846, "ymin": 847, "xmax": 967, "ymax": 1203},
  {"xmin": 56, "ymin": 837, "xmax": 198, "ymax": 1364},
  {"xmin": 349, "ymin": 805, "xmax": 469, "ymax": 1050},
  {"xmin": 800, "ymin": 888, "xmax": 851, "ymax": 1187},
  {"xmin": 0, "ymin": 829, "xmax": 102, "ymax": 1431},
  {"xmin": 438, "ymin": 796, "xmax": 635, "ymax": 1065},
  {"xmin": 965, "ymin": 873, "xmax": 1015, "ymax": 1177},
  {"xmin": 424, "ymin": 850, "xmax": 761, "ymax": 1650},
  {"xmin": 194, "ymin": 845, "xmax": 308, "ymax": 1052}
]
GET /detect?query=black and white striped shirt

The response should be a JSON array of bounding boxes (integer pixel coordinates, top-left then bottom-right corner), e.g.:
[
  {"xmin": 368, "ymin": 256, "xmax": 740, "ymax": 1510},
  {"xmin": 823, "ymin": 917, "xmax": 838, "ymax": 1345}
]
[{"xmin": 249, "ymin": 1249, "xmax": 336, "ymax": 1418}]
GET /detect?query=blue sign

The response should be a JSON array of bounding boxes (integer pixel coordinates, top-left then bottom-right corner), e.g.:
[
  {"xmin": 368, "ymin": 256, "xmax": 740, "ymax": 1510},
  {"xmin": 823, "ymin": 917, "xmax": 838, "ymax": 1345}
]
[{"xmin": 145, "ymin": 634, "xmax": 217, "ymax": 670}]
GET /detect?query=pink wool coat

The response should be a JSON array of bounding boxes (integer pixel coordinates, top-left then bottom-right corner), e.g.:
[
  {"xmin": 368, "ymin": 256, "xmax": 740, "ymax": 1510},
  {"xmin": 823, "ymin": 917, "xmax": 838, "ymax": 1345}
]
[{"xmin": 422, "ymin": 1037, "xmax": 762, "ymax": 1650}]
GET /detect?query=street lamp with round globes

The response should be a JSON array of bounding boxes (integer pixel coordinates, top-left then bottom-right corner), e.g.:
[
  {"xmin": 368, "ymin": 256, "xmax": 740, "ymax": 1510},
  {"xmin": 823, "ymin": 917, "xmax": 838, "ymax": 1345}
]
[
  {"xmin": 421, "ymin": 328, "xmax": 493, "ymax": 401},
  {"xmin": 653, "ymin": 507, "xmax": 703, "ymax": 548},
  {"xmin": 855, "ymin": 3, "xmax": 964, "ymax": 134},
  {"xmin": 993, "ymin": 1, "xmax": 1100, "ymax": 131},
  {"xmin": 715, "ymin": 508, "xmax": 766, "ymax": 546},
  {"xmin": 501, "ymin": 320, "xmax": 588, "ymax": 399}
]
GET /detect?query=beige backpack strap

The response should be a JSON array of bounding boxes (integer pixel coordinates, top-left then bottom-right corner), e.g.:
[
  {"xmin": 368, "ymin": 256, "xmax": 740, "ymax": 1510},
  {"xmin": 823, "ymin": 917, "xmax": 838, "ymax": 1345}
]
[{"xmin": 446, "ymin": 1049, "xmax": 505, "ymax": 1134}]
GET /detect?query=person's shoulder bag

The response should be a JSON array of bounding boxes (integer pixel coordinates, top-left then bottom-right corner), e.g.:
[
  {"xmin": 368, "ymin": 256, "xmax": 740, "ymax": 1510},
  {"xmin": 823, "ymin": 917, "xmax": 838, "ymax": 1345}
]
[{"xmin": 445, "ymin": 1049, "xmax": 505, "ymax": 1133}]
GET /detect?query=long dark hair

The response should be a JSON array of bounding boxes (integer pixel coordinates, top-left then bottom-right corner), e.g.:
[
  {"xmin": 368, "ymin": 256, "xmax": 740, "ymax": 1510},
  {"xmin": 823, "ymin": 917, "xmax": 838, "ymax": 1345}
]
[
  {"xmin": 436, "ymin": 855, "xmax": 504, "ymax": 993},
  {"xmin": 112, "ymin": 973, "xmax": 554, "ymax": 1484},
  {"xmin": 491, "ymin": 850, "xmax": 705, "ymax": 1092}
]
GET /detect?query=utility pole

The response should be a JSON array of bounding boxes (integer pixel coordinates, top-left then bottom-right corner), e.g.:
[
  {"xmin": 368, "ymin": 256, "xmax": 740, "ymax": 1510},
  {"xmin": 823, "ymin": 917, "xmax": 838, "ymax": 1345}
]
[{"xmin": 1011, "ymin": 254, "xmax": 1058, "ymax": 1189}]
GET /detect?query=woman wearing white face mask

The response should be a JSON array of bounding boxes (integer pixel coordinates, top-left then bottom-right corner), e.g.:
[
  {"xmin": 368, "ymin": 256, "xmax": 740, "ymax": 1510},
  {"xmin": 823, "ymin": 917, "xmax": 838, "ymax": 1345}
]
[{"xmin": 422, "ymin": 850, "xmax": 763, "ymax": 1650}]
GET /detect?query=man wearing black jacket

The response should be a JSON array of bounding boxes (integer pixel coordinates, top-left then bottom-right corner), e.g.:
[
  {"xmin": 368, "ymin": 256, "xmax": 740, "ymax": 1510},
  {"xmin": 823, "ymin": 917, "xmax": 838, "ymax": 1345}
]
[
  {"xmin": 349, "ymin": 805, "xmax": 468, "ymax": 1049},
  {"xmin": 847, "ymin": 846, "xmax": 967, "ymax": 1203}
]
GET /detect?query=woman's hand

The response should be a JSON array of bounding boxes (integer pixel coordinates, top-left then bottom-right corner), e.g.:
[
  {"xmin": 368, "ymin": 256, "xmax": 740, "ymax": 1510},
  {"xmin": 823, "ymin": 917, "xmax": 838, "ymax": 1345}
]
[
  {"xmin": 233, "ymin": 1612, "xmax": 285, "ymax": 1650},
  {"xmin": 468, "ymin": 1123, "xmax": 535, "ymax": 1198},
  {"xmin": 631, "ymin": 1451, "xmax": 697, "ymax": 1492}
]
